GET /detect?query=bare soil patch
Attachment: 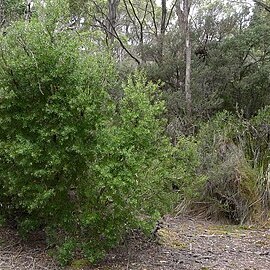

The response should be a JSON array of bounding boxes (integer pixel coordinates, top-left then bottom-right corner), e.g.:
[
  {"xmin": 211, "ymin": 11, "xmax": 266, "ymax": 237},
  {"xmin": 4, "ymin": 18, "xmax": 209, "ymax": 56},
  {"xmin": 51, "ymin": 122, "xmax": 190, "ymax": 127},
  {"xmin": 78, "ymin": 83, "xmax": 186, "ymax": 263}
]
[
  {"xmin": 0, "ymin": 227, "xmax": 59, "ymax": 270},
  {"xmin": 88, "ymin": 215, "xmax": 270, "ymax": 270},
  {"xmin": 1, "ymin": 215, "xmax": 270, "ymax": 270}
]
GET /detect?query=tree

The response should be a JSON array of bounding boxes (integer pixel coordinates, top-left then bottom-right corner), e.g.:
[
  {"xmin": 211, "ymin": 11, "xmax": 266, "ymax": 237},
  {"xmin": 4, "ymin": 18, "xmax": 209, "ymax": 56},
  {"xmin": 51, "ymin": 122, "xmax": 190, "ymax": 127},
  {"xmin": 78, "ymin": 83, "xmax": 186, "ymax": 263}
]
[
  {"xmin": 25, "ymin": 0, "xmax": 32, "ymax": 21},
  {"xmin": 194, "ymin": 0, "xmax": 270, "ymax": 117},
  {"xmin": 177, "ymin": 0, "xmax": 192, "ymax": 117},
  {"xmin": 158, "ymin": 0, "xmax": 167, "ymax": 61},
  {"xmin": 107, "ymin": 0, "xmax": 120, "ymax": 44},
  {"xmin": 0, "ymin": 0, "xmax": 4, "ymax": 27}
]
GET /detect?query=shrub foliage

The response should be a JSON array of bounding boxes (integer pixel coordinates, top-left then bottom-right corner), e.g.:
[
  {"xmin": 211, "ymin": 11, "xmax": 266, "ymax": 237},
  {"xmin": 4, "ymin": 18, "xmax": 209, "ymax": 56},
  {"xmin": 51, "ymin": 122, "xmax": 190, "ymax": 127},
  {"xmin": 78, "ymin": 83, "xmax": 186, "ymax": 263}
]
[
  {"xmin": 0, "ymin": 16, "xmax": 179, "ymax": 263},
  {"xmin": 197, "ymin": 110, "xmax": 270, "ymax": 223}
]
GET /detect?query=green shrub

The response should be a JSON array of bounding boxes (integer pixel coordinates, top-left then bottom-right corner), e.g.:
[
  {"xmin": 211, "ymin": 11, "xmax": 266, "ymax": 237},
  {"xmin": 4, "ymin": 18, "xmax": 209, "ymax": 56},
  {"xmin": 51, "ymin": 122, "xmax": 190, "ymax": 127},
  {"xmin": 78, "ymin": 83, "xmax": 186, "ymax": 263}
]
[
  {"xmin": 248, "ymin": 106, "xmax": 270, "ymax": 212},
  {"xmin": 169, "ymin": 137, "xmax": 205, "ymax": 201},
  {"xmin": 248, "ymin": 106, "xmax": 270, "ymax": 169},
  {"xmin": 197, "ymin": 111, "xmax": 261, "ymax": 223},
  {"xmin": 0, "ymin": 8, "xmax": 179, "ymax": 264},
  {"xmin": 198, "ymin": 111, "xmax": 244, "ymax": 171}
]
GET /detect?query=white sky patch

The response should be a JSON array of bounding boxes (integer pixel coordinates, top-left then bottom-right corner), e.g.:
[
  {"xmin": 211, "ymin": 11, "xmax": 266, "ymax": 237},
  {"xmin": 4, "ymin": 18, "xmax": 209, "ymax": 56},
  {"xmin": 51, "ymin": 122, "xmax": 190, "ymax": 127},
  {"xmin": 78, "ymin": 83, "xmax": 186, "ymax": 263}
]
[
  {"xmin": 40, "ymin": 0, "xmax": 46, "ymax": 7},
  {"xmin": 155, "ymin": 0, "xmax": 255, "ymax": 21}
]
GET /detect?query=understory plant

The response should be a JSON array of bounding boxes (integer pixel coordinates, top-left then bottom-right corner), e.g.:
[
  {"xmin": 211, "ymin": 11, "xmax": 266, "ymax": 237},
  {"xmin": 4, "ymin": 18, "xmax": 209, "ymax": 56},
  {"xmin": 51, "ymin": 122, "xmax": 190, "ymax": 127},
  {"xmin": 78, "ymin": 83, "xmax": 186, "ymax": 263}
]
[
  {"xmin": 0, "ymin": 2, "xmax": 181, "ymax": 264},
  {"xmin": 196, "ymin": 110, "xmax": 270, "ymax": 223}
]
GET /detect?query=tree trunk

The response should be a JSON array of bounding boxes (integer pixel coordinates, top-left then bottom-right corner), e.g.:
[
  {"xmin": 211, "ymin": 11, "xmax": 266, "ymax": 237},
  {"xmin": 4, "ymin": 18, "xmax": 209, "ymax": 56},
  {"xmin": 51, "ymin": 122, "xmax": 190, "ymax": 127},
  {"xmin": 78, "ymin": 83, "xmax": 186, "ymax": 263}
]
[
  {"xmin": 158, "ymin": 0, "xmax": 167, "ymax": 62},
  {"xmin": 185, "ymin": 23, "xmax": 192, "ymax": 117},
  {"xmin": 0, "ymin": 0, "xmax": 4, "ymax": 27},
  {"xmin": 25, "ymin": 0, "xmax": 32, "ymax": 21},
  {"xmin": 177, "ymin": 0, "xmax": 192, "ymax": 117},
  {"xmin": 107, "ymin": 0, "xmax": 120, "ymax": 44},
  {"xmin": 184, "ymin": 0, "xmax": 192, "ymax": 117}
]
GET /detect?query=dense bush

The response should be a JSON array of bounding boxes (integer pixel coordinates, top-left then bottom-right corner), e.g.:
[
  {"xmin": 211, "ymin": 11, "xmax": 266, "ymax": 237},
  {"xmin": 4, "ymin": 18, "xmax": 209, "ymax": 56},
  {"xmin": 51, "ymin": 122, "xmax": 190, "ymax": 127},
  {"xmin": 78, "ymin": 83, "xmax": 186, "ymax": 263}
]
[
  {"xmin": 0, "ymin": 13, "xmax": 182, "ymax": 264},
  {"xmin": 196, "ymin": 110, "xmax": 270, "ymax": 223},
  {"xmin": 194, "ymin": 112, "xmax": 254, "ymax": 222},
  {"xmin": 169, "ymin": 137, "xmax": 205, "ymax": 201},
  {"xmin": 246, "ymin": 106, "xmax": 270, "ymax": 213}
]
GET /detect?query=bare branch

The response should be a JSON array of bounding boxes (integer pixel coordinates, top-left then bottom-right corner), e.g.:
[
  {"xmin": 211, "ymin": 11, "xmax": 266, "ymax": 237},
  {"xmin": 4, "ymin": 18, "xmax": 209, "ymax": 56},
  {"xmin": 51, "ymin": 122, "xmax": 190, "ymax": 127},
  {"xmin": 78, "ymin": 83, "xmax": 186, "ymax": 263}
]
[
  {"xmin": 149, "ymin": 0, "xmax": 158, "ymax": 36},
  {"xmin": 166, "ymin": 0, "xmax": 177, "ymax": 30},
  {"xmin": 142, "ymin": 1, "xmax": 149, "ymax": 26},
  {"xmin": 91, "ymin": 4, "xmax": 141, "ymax": 65},
  {"xmin": 127, "ymin": 0, "xmax": 144, "ymax": 43},
  {"xmin": 253, "ymin": 0, "xmax": 270, "ymax": 12},
  {"xmin": 25, "ymin": 0, "xmax": 32, "ymax": 21},
  {"xmin": 123, "ymin": 0, "xmax": 140, "ymax": 41}
]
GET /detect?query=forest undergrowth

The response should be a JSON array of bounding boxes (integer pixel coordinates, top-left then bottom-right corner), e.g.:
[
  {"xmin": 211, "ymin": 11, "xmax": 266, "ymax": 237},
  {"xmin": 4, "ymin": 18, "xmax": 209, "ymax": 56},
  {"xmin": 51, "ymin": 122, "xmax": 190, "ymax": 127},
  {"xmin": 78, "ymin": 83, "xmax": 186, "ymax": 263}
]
[{"xmin": 0, "ymin": 0, "xmax": 270, "ymax": 267}]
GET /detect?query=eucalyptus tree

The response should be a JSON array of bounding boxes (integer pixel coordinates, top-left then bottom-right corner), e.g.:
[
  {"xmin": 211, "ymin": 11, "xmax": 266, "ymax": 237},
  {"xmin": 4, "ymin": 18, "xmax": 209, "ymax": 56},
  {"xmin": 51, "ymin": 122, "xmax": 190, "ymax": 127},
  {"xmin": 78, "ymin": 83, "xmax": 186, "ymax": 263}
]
[
  {"xmin": 189, "ymin": 0, "xmax": 252, "ymax": 116},
  {"xmin": 0, "ymin": 0, "xmax": 4, "ymax": 27},
  {"xmin": 189, "ymin": 0, "xmax": 270, "ymax": 118},
  {"xmin": 176, "ymin": 0, "xmax": 193, "ymax": 117},
  {"xmin": 87, "ymin": 0, "xmax": 177, "ymax": 66}
]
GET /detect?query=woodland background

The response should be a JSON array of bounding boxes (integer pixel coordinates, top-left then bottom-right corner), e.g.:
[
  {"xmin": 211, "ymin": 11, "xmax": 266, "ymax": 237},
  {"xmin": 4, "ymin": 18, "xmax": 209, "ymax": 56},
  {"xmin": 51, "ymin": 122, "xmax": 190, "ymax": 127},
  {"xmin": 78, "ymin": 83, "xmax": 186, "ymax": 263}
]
[{"xmin": 0, "ymin": 0, "xmax": 269, "ymax": 265}]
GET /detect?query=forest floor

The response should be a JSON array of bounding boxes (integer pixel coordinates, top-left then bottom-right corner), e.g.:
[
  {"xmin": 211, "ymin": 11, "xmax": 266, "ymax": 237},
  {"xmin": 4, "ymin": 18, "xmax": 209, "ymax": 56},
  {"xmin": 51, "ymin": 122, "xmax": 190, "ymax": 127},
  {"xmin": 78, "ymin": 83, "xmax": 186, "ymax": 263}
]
[{"xmin": 0, "ymin": 215, "xmax": 270, "ymax": 270}]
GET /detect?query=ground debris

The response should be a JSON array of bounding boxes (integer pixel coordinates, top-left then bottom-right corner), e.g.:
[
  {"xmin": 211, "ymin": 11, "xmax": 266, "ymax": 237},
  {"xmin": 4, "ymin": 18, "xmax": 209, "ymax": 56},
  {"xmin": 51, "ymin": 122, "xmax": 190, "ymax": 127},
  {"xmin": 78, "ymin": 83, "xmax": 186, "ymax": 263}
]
[
  {"xmin": 0, "ymin": 227, "xmax": 60, "ymax": 270},
  {"xmin": 1, "ymin": 216, "xmax": 270, "ymax": 270},
  {"xmin": 88, "ymin": 216, "xmax": 270, "ymax": 270}
]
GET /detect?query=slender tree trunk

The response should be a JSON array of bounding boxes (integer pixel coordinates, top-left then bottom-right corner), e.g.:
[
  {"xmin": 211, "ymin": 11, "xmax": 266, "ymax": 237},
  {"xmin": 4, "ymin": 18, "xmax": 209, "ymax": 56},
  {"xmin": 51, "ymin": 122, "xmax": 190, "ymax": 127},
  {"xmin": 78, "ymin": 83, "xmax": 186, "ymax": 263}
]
[
  {"xmin": 0, "ymin": 0, "xmax": 4, "ymax": 27},
  {"xmin": 158, "ymin": 0, "xmax": 167, "ymax": 62},
  {"xmin": 161, "ymin": 0, "xmax": 167, "ymax": 35},
  {"xmin": 25, "ymin": 0, "xmax": 32, "ymax": 21},
  {"xmin": 177, "ymin": 0, "xmax": 192, "ymax": 117},
  {"xmin": 184, "ymin": 0, "xmax": 192, "ymax": 117},
  {"xmin": 107, "ymin": 0, "xmax": 120, "ymax": 44},
  {"xmin": 185, "ymin": 31, "xmax": 192, "ymax": 116}
]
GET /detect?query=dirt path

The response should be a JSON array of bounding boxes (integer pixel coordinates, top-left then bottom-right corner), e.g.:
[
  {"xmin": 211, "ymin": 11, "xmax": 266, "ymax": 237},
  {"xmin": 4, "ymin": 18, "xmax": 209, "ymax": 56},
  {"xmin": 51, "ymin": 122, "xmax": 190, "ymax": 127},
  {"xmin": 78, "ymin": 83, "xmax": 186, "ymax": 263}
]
[
  {"xmin": 0, "ymin": 227, "xmax": 59, "ymax": 270},
  {"xmin": 89, "ymin": 216, "xmax": 270, "ymax": 270},
  {"xmin": 1, "ymin": 216, "xmax": 270, "ymax": 270}
]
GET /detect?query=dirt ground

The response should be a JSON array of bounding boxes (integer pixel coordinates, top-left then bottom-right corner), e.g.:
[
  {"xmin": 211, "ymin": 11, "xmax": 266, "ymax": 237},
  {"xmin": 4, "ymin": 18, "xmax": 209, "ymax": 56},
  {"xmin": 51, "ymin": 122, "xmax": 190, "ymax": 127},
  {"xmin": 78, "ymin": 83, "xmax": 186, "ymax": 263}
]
[
  {"xmin": 1, "ymin": 215, "xmax": 270, "ymax": 270},
  {"xmin": 0, "ymin": 227, "xmax": 59, "ymax": 270}
]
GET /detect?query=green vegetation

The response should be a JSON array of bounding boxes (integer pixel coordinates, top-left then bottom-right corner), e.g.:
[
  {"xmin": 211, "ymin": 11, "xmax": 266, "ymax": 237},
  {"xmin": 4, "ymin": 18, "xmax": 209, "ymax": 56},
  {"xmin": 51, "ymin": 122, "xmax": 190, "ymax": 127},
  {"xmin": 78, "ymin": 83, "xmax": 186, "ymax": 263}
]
[
  {"xmin": 194, "ymin": 107, "xmax": 270, "ymax": 224},
  {"xmin": 0, "ymin": 3, "xmax": 191, "ymax": 264},
  {"xmin": 0, "ymin": 0, "xmax": 270, "ymax": 266}
]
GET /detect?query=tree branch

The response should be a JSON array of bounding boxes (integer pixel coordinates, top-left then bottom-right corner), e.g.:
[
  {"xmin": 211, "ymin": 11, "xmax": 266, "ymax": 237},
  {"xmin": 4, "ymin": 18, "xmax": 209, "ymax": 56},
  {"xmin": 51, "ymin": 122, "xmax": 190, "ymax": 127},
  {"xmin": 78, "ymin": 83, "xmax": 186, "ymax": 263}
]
[
  {"xmin": 127, "ymin": 0, "xmax": 144, "ymax": 43},
  {"xmin": 92, "ymin": 1, "xmax": 141, "ymax": 64},
  {"xmin": 149, "ymin": 0, "xmax": 158, "ymax": 36},
  {"xmin": 123, "ymin": 0, "xmax": 140, "ymax": 40},
  {"xmin": 166, "ymin": 0, "xmax": 178, "ymax": 30},
  {"xmin": 253, "ymin": 0, "xmax": 270, "ymax": 12}
]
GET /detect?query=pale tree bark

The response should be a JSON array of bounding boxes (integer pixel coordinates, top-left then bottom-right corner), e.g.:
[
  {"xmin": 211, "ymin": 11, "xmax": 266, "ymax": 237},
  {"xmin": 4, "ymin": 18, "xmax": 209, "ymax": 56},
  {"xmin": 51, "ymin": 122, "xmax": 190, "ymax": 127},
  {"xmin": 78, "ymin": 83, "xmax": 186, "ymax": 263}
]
[
  {"xmin": 177, "ymin": 0, "xmax": 192, "ymax": 117},
  {"xmin": 107, "ymin": 0, "xmax": 120, "ymax": 44},
  {"xmin": 158, "ymin": 0, "xmax": 167, "ymax": 62},
  {"xmin": 25, "ymin": 0, "xmax": 32, "ymax": 21},
  {"xmin": 0, "ymin": 0, "xmax": 4, "ymax": 27}
]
